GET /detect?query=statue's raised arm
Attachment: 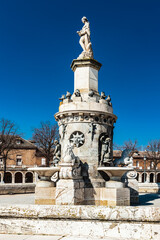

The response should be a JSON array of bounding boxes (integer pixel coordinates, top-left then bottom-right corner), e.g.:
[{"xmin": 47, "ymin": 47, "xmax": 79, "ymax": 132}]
[{"xmin": 77, "ymin": 17, "xmax": 93, "ymax": 59}]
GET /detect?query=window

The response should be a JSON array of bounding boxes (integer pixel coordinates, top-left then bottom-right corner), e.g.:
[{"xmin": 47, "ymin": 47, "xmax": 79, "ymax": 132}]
[
  {"xmin": 150, "ymin": 162, "xmax": 154, "ymax": 169},
  {"xmin": 41, "ymin": 158, "xmax": 46, "ymax": 166},
  {"xmin": 16, "ymin": 155, "xmax": 22, "ymax": 166},
  {"xmin": 16, "ymin": 140, "xmax": 21, "ymax": 145}
]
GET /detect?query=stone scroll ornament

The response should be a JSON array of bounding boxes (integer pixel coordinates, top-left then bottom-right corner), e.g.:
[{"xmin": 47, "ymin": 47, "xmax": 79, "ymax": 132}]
[
  {"xmin": 77, "ymin": 16, "xmax": 93, "ymax": 59},
  {"xmin": 113, "ymin": 149, "xmax": 133, "ymax": 167}
]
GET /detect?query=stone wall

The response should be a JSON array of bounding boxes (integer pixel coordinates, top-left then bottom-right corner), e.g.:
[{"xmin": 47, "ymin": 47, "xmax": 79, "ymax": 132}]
[{"xmin": 0, "ymin": 204, "xmax": 159, "ymax": 239}]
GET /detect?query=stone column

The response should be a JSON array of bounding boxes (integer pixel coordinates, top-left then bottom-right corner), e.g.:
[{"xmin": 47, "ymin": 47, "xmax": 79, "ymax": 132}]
[
  {"xmin": 23, "ymin": 173, "xmax": 25, "ymax": 184},
  {"xmin": 12, "ymin": 172, "xmax": 15, "ymax": 183},
  {"xmin": 139, "ymin": 173, "xmax": 142, "ymax": 183}
]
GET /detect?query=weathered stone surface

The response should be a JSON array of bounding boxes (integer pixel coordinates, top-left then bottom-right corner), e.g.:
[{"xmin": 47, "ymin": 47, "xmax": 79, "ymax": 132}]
[
  {"xmin": 0, "ymin": 213, "xmax": 159, "ymax": 239},
  {"xmin": 0, "ymin": 204, "xmax": 160, "ymax": 222}
]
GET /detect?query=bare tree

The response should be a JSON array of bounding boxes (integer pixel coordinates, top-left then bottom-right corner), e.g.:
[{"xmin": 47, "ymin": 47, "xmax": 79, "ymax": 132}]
[
  {"xmin": 114, "ymin": 139, "xmax": 139, "ymax": 156},
  {"xmin": 32, "ymin": 121, "xmax": 59, "ymax": 166},
  {"xmin": 146, "ymin": 140, "xmax": 160, "ymax": 170},
  {"xmin": 0, "ymin": 118, "xmax": 22, "ymax": 183}
]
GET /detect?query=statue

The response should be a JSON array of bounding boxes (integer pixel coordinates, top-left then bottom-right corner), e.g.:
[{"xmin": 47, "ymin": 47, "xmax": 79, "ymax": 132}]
[
  {"xmin": 77, "ymin": 17, "xmax": 93, "ymax": 59},
  {"xmin": 106, "ymin": 95, "xmax": 112, "ymax": 107},
  {"xmin": 99, "ymin": 136, "xmax": 113, "ymax": 166},
  {"xmin": 100, "ymin": 92, "xmax": 107, "ymax": 100},
  {"xmin": 59, "ymin": 94, "xmax": 65, "ymax": 101},
  {"xmin": 88, "ymin": 90, "xmax": 94, "ymax": 97},
  {"xmin": 74, "ymin": 89, "xmax": 81, "ymax": 97},
  {"xmin": 66, "ymin": 91, "xmax": 71, "ymax": 100},
  {"xmin": 113, "ymin": 149, "xmax": 133, "ymax": 167},
  {"xmin": 52, "ymin": 140, "xmax": 61, "ymax": 166}
]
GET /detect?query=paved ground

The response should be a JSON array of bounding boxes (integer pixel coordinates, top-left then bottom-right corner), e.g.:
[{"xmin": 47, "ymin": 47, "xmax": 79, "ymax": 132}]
[
  {"xmin": 0, "ymin": 193, "xmax": 160, "ymax": 206},
  {"xmin": 0, "ymin": 234, "xmax": 121, "ymax": 240}
]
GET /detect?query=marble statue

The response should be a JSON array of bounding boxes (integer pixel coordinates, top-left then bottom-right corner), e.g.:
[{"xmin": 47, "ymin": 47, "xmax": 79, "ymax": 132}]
[
  {"xmin": 88, "ymin": 90, "xmax": 94, "ymax": 97},
  {"xmin": 99, "ymin": 136, "xmax": 112, "ymax": 166},
  {"xmin": 66, "ymin": 91, "xmax": 71, "ymax": 100},
  {"xmin": 100, "ymin": 92, "xmax": 107, "ymax": 99},
  {"xmin": 59, "ymin": 95, "xmax": 65, "ymax": 101},
  {"xmin": 113, "ymin": 149, "xmax": 133, "ymax": 167},
  {"xmin": 106, "ymin": 95, "xmax": 112, "ymax": 107},
  {"xmin": 75, "ymin": 89, "xmax": 81, "ymax": 97},
  {"xmin": 52, "ymin": 140, "xmax": 61, "ymax": 166},
  {"xmin": 77, "ymin": 16, "xmax": 93, "ymax": 59},
  {"xmin": 63, "ymin": 141, "xmax": 76, "ymax": 163}
]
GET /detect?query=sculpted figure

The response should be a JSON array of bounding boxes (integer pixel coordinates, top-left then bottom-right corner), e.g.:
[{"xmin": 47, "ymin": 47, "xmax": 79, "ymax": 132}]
[
  {"xmin": 75, "ymin": 89, "xmax": 81, "ymax": 97},
  {"xmin": 100, "ymin": 92, "xmax": 107, "ymax": 100},
  {"xmin": 52, "ymin": 140, "xmax": 61, "ymax": 166},
  {"xmin": 77, "ymin": 17, "xmax": 93, "ymax": 59},
  {"xmin": 100, "ymin": 136, "xmax": 112, "ymax": 166},
  {"xmin": 113, "ymin": 149, "xmax": 133, "ymax": 167},
  {"xmin": 106, "ymin": 95, "xmax": 112, "ymax": 107},
  {"xmin": 66, "ymin": 91, "xmax": 71, "ymax": 100}
]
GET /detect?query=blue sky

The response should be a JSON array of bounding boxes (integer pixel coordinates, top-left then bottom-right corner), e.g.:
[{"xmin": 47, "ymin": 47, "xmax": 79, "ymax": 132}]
[{"xmin": 0, "ymin": 0, "xmax": 160, "ymax": 147}]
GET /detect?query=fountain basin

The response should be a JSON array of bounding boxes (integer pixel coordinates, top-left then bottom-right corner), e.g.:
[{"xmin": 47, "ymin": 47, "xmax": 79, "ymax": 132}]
[
  {"xmin": 98, "ymin": 167, "xmax": 133, "ymax": 188},
  {"xmin": 28, "ymin": 167, "xmax": 60, "ymax": 187}
]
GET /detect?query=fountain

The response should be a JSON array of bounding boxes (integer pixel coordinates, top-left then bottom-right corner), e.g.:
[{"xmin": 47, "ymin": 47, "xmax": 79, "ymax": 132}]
[{"xmin": 30, "ymin": 16, "xmax": 134, "ymax": 206}]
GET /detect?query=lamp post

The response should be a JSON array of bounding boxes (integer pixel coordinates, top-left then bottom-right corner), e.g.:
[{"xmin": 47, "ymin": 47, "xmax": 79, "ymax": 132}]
[{"xmin": 144, "ymin": 156, "xmax": 146, "ymax": 182}]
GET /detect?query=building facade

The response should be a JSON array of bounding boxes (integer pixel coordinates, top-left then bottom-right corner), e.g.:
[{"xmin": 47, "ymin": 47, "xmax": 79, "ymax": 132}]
[{"xmin": 0, "ymin": 138, "xmax": 44, "ymax": 185}]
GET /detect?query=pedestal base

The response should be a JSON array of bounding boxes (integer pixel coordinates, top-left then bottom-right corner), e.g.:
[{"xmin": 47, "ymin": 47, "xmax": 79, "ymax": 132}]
[
  {"xmin": 83, "ymin": 187, "xmax": 130, "ymax": 206},
  {"xmin": 35, "ymin": 185, "xmax": 56, "ymax": 205},
  {"xmin": 56, "ymin": 179, "xmax": 84, "ymax": 205}
]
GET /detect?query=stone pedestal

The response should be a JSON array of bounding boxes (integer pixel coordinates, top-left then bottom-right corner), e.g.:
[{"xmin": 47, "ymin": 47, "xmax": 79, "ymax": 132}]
[
  {"xmin": 71, "ymin": 59, "xmax": 102, "ymax": 94},
  {"xmin": 35, "ymin": 184, "xmax": 56, "ymax": 205},
  {"xmin": 56, "ymin": 179, "xmax": 84, "ymax": 205},
  {"xmin": 28, "ymin": 167, "xmax": 60, "ymax": 205},
  {"xmin": 56, "ymin": 162, "xmax": 84, "ymax": 205},
  {"xmin": 125, "ymin": 170, "xmax": 139, "ymax": 204}
]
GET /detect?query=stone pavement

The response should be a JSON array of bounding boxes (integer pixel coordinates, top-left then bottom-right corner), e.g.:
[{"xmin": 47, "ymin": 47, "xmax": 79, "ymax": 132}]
[
  {"xmin": 0, "ymin": 193, "xmax": 160, "ymax": 206},
  {"xmin": 0, "ymin": 234, "xmax": 120, "ymax": 240}
]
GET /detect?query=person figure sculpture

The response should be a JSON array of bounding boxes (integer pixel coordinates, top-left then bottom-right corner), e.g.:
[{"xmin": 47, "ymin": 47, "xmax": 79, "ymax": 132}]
[
  {"xmin": 77, "ymin": 16, "xmax": 93, "ymax": 59},
  {"xmin": 52, "ymin": 140, "xmax": 61, "ymax": 166},
  {"xmin": 100, "ymin": 136, "xmax": 113, "ymax": 166}
]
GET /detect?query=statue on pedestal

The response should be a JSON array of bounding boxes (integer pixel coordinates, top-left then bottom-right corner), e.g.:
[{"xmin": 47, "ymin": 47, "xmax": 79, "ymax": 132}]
[{"xmin": 77, "ymin": 16, "xmax": 93, "ymax": 59}]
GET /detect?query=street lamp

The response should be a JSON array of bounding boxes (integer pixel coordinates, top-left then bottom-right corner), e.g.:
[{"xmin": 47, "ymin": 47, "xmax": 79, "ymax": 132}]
[{"xmin": 144, "ymin": 156, "xmax": 146, "ymax": 182}]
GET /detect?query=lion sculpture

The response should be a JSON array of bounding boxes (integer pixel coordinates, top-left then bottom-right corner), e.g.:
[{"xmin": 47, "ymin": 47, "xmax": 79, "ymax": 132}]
[{"xmin": 113, "ymin": 149, "xmax": 133, "ymax": 167}]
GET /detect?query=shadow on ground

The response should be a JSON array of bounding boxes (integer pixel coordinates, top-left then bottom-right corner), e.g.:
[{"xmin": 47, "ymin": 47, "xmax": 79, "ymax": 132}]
[{"xmin": 136, "ymin": 193, "xmax": 160, "ymax": 206}]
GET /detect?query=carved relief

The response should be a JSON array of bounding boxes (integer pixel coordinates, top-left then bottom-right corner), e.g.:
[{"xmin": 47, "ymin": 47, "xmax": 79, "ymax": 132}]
[
  {"xmin": 88, "ymin": 121, "xmax": 97, "ymax": 141},
  {"xmin": 69, "ymin": 131, "xmax": 85, "ymax": 148},
  {"xmin": 51, "ymin": 140, "xmax": 61, "ymax": 166}
]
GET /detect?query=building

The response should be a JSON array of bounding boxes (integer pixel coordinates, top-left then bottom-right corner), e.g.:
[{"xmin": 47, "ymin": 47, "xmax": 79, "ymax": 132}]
[
  {"xmin": 0, "ymin": 137, "xmax": 44, "ymax": 185},
  {"xmin": 113, "ymin": 150, "xmax": 160, "ymax": 193}
]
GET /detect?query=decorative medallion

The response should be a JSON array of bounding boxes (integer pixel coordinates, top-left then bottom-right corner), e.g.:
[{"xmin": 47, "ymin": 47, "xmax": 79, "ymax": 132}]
[{"xmin": 69, "ymin": 131, "xmax": 85, "ymax": 148}]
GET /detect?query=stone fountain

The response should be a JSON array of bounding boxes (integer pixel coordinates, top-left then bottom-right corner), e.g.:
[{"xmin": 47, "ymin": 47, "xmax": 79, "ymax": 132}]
[{"xmin": 30, "ymin": 16, "xmax": 133, "ymax": 206}]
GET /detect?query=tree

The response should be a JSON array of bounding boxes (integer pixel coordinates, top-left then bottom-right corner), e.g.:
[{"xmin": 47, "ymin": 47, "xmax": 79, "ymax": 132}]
[
  {"xmin": 146, "ymin": 140, "xmax": 160, "ymax": 170},
  {"xmin": 32, "ymin": 121, "xmax": 59, "ymax": 166},
  {"xmin": 0, "ymin": 118, "xmax": 22, "ymax": 183},
  {"xmin": 114, "ymin": 139, "xmax": 139, "ymax": 156}
]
